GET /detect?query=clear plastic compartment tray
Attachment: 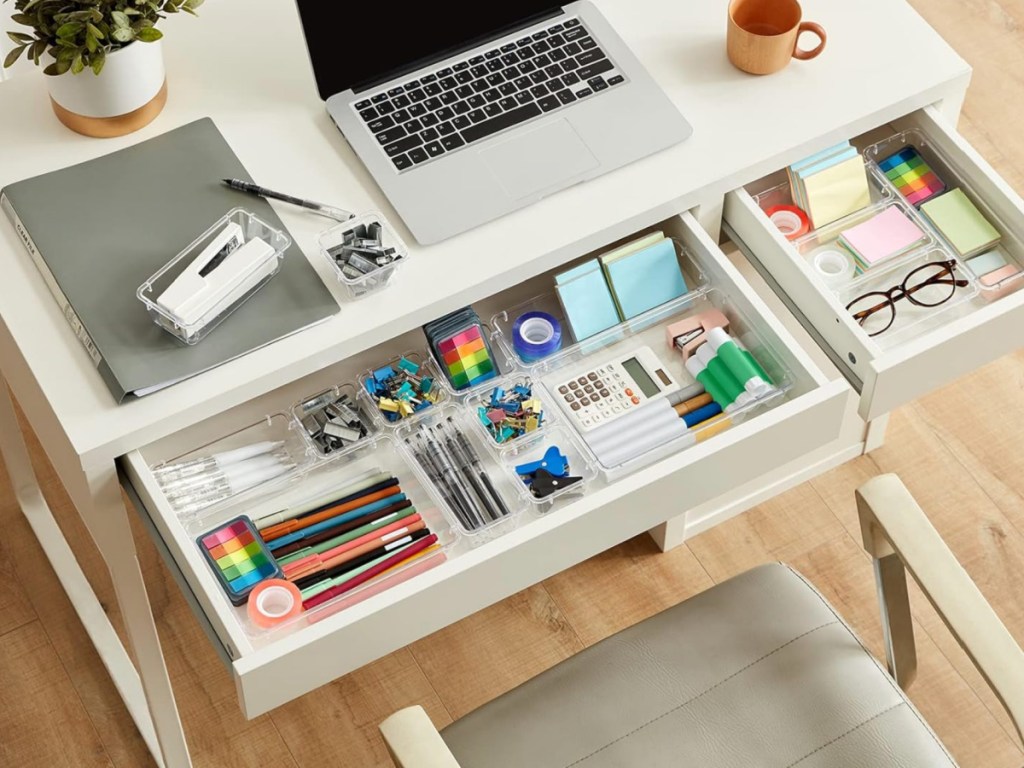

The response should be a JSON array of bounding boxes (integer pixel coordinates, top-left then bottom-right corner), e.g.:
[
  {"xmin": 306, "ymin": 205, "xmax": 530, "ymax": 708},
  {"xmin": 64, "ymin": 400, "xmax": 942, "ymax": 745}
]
[
  {"xmin": 491, "ymin": 238, "xmax": 708, "ymax": 371},
  {"xmin": 429, "ymin": 322, "xmax": 520, "ymax": 401},
  {"xmin": 357, "ymin": 351, "xmax": 450, "ymax": 431},
  {"xmin": 150, "ymin": 413, "xmax": 315, "ymax": 521},
  {"xmin": 497, "ymin": 423, "xmax": 598, "ymax": 513},
  {"xmin": 863, "ymin": 128, "xmax": 1024, "ymax": 298},
  {"xmin": 465, "ymin": 373, "xmax": 556, "ymax": 457},
  {"xmin": 182, "ymin": 435, "xmax": 457, "ymax": 639},
  {"xmin": 394, "ymin": 403, "xmax": 528, "ymax": 539},
  {"xmin": 529, "ymin": 288, "xmax": 794, "ymax": 481},
  {"xmin": 290, "ymin": 381, "xmax": 376, "ymax": 459},
  {"xmin": 138, "ymin": 208, "xmax": 291, "ymax": 344},
  {"xmin": 318, "ymin": 211, "xmax": 410, "ymax": 299}
]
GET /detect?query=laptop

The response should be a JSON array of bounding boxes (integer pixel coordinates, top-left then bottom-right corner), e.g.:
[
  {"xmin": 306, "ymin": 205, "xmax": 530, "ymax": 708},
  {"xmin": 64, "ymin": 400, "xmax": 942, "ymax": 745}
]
[{"xmin": 295, "ymin": 2, "xmax": 692, "ymax": 245}]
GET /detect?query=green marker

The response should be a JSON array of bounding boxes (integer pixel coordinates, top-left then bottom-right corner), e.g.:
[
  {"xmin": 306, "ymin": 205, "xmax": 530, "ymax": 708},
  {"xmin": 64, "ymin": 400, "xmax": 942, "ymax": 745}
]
[{"xmin": 707, "ymin": 328, "xmax": 774, "ymax": 396}]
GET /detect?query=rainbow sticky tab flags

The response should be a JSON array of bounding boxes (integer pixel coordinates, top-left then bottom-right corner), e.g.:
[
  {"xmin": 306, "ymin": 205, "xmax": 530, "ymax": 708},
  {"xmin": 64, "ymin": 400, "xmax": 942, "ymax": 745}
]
[
  {"xmin": 423, "ymin": 307, "xmax": 498, "ymax": 391},
  {"xmin": 877, "ymin": 147, "xmax": 946, "ymax": 207}
]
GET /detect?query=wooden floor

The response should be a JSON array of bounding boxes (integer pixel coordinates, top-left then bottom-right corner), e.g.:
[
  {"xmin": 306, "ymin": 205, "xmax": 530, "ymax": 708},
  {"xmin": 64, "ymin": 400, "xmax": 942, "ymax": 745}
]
[{"xmin": 3, "ymin": 2, "xmax": 1024, "ymax": 766}]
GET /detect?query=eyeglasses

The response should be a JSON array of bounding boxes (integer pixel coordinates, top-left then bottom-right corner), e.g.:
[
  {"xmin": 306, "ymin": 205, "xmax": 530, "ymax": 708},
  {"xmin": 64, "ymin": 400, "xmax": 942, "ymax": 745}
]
[{"xmin": 846, "ymin": 259, "xmax": 969, "ymax": 337}]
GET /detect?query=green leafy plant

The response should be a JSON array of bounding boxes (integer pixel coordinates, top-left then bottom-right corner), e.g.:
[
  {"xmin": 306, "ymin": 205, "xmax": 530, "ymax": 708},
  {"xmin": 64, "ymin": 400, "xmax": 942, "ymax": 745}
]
[{"xmin": 4, "ymin": 0, "xmax": 202, "ymax": 76}]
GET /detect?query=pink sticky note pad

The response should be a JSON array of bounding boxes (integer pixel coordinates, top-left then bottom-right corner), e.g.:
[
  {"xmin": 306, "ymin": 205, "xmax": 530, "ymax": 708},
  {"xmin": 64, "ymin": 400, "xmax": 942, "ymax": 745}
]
[{"xmin": 841, "ymin": 207, "xmax": 925, "ymax": 265}]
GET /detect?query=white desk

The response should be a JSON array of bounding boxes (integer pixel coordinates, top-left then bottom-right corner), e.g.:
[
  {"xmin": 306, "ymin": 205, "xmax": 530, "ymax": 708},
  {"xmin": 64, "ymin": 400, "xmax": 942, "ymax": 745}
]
[{"xmin": 0, "ymin": 0, "xmax": 1003, "ymax": 765}]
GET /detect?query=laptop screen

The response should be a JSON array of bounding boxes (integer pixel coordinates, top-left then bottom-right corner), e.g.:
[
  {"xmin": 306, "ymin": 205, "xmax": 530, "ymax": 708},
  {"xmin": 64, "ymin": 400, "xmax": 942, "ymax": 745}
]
[{"xmin": 296, "ymin": 2, "xmax": 563, "ymax": 100}]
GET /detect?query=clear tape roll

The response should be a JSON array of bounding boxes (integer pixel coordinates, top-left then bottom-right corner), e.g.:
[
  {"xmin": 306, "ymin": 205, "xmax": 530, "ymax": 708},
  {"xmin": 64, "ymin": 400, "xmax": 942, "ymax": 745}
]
[{"xmin": 811, "ymin": 247, "xmax": 856, "ymax": 288}]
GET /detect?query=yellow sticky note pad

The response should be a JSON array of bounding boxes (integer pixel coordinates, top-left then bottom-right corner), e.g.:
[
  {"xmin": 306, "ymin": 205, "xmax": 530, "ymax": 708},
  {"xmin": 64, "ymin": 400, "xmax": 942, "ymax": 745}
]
[{"xmin": 803, "ymin": 156, "xmax": 871, "ymax": 228}]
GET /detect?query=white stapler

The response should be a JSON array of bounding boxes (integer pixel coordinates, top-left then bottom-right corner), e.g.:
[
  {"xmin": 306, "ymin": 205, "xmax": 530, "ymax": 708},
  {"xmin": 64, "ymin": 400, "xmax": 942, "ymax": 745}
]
[{"xmin": 156, "ymin": 222, "xmax": 277, "ymax": 328}]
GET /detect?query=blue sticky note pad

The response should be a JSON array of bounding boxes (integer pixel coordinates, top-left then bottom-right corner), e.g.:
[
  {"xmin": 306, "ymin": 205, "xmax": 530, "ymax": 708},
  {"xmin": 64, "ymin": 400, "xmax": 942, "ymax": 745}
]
[
  {"xmin": 603, "ymin": 240, "xmax": 688, "ymax": 319},
  {"xmin": 554, "ymin": 259, "xmax": 621, "ymax": 341}
]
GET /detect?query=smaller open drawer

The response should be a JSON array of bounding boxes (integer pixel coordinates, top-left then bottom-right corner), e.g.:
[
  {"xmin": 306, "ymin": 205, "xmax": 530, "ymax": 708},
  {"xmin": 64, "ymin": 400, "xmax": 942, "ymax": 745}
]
[
  {"xmin": 725, "ymin": 105, "xmax": 1024, "ymax": 421},
  {"xmin": 120, "ymin": 210, "xmax": 852, "ymax": 720}
]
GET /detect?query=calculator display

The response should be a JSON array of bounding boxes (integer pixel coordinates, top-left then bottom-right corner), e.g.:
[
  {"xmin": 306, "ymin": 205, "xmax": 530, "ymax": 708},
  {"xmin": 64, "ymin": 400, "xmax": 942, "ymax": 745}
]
[{"xmin": 621, "ymin": 357, "xmax": 660, "ymax": 397}]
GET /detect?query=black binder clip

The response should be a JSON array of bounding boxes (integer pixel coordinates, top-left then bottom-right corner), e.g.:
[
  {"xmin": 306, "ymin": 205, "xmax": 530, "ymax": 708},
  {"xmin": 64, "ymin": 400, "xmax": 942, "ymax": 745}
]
[{"xmin": 528, "ymin": 468, "xmax": 582, "ymax": 500}]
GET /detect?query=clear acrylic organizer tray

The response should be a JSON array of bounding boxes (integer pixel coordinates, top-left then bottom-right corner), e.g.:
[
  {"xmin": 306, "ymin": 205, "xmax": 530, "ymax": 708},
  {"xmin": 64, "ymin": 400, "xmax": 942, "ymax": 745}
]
[
  {"xmin": 497, "ymin": 423, "xmax": 598, "ymax": 514},
  {"xmin": 318, "ymin": 211, "xmax": 410, "ymax": 300},
  {"xmin": 358, "ymin": 351, "xmax": 450, "ymax": 432},
  {"xmin": 465, "ymin": 373, "xmax": 556, "ymax": 458},
  {"xmin": 429, "ymin": 322, "xmax": 520, "ymax": 401},
  {"xmin": 531, "ymin": 288, "xmax": 795, "ymax": 482},
  {"xmin": 138, "ymin": 208, "xmax": 291, "ymax": 345},
  {"xmin": 180, "ymin": 435, "xmax": 458, "ymax": 640},
  {"xmin": 394, "ymin": 403, "xmax": 528, "ymax": 540},
  {"xmin": 863, "ymin": 128, "xmax": 1024, "ymax": 299},
  {"xmin": 491, "ymin": 238, "xmax": 709, "ymax": 372},
  {"xmin": 290, "ymin": 381, "xmax": 377, "ymax": 460}
]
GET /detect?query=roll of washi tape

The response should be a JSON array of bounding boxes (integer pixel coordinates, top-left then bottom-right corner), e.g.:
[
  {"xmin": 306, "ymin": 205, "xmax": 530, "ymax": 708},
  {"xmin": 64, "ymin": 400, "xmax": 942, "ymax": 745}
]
[
  {"xmin": 810, "ymin": 247, "xmax": 856, "ymax": 288},
  {"xmin": 247, "ymin": 579, "xmax": 303, "ymax": 628},
  {"xmin": 765, "ymin": 205, "xmax": 810, "ymax": 241},
  {"xmin": 512, "ymin": 311, "xmax": 562, "ymax": 362}
]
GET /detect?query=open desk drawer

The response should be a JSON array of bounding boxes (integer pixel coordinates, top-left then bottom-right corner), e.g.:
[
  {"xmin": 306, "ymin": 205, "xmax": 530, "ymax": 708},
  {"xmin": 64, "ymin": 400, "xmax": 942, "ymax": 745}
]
[
  {"xmin": 724, "ymin": 105, "xmax": 1024, "ymax": 421},
  {"xmin": 120, "ymin": 211, "xmax": 852, "ymax": 719}
]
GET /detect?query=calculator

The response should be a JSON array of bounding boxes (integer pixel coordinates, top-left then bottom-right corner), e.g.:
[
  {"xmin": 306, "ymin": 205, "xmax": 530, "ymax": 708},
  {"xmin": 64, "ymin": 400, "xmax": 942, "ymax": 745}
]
[{"xmin": 548, "ymin": 346, "xmax": 680, "ymax": 432}]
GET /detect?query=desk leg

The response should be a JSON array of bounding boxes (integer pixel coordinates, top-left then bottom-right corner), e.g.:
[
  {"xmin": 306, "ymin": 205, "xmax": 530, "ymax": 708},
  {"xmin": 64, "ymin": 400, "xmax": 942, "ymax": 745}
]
[
  {"xmin": 864, "ymin": 413, "xmax": 890, "ymax": 454},
  {"xmin": 81, "ymin": 463, "xmax": 192, "ymax": 768},
  {"xmin": 0, "ymin": 383, "xmax": 172, "ymax": 765},
  {"xmin": 648, "ymin": 516, "xmax": 687, "ymax": 552}
]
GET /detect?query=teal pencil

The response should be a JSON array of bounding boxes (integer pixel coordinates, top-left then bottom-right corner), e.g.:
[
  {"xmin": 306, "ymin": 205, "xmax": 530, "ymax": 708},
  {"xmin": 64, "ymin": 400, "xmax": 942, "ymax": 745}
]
[{"xmin": 299, "ymin": 537, "xmax": 429, "ymax": 600}]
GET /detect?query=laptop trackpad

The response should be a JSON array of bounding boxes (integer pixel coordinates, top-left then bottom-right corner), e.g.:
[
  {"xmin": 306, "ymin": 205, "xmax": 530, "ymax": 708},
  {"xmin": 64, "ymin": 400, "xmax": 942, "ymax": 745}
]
[{"xmin": 480, "ymin": 119, "xmax": 599, "ymax": 200}]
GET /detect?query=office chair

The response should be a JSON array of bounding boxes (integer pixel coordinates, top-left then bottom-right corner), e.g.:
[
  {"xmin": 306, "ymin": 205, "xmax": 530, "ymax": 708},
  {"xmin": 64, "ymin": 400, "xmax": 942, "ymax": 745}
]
[{"xmin": 379, "ymin": 474, "xmax": 1024, "ymax": 767}]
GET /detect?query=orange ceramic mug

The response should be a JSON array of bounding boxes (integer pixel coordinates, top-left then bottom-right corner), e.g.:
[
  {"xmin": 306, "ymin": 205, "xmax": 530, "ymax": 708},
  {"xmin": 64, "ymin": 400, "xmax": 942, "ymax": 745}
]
[{"xmin": 727, "ymin": 0, "xmax": 826, "ymax": 75}]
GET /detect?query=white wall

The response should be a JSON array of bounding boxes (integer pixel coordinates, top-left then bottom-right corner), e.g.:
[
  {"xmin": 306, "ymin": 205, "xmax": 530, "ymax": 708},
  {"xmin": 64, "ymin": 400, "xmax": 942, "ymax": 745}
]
[{"xmin": 0, "ymin": 10, "xmax": 34, "ymax": 81}]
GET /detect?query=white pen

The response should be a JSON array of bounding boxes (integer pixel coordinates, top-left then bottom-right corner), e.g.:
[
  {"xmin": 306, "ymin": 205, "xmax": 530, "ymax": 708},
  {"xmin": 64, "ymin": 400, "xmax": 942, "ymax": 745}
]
[
  {"xmin": 160, "ymin": 453, "xmax": 288, "ymax": 496},
  {"xmin": 153, "ymin": 440, "xmax": 284, "ymax": 481},
  {"xmin": 169, "ymin": 460, "xmax": 296, "ymax": 514}
]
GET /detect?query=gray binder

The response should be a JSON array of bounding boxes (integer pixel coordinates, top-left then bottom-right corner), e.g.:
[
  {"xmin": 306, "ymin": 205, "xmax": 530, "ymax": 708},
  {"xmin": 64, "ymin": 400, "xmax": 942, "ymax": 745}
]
[{"xmin": 1, "ymin": 118, "xmax": 338, "ymax": 402}]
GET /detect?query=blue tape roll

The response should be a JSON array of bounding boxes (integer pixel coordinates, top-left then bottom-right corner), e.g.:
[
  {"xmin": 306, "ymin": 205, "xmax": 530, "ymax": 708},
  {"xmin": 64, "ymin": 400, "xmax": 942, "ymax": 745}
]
[{"xmin": 512, "ymin": 311, "xmax": 562, "ymax": 362}]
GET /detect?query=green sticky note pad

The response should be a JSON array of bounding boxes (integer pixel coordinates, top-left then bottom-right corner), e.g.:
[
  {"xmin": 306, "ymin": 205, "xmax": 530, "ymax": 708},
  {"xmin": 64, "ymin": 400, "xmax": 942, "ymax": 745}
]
[{"xmin": 921, "ymin": 189, "xmax": 1001, "ymax": 257}]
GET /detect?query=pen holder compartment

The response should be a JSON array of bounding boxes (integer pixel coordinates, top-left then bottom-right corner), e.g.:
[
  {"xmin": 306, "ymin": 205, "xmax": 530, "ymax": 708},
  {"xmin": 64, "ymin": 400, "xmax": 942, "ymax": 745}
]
[
  {"xmin": 863, "ymin": 128, "xmax": 1024, "ymax": 299},
  {"xmin": 465, "ymin": 374, "xmax": 556, "ymax": 457},
  {"xmin": 491, "ymin": 238, "xmax": 708, "ymax": 372},
  {"xmin": 318, "ymin": 211, "xmax": 410, "ymax": 299},
  {"xmin": 138, "ymin": 208, "xmax": 291, "ymax": 345},
  {"xmin": 497, "ymin": 424, "xmax": 598, "ymax": 513},
  {"xmin": 394, "ymin": 403, "xmax": 527, "ymax": 539},
  {"xmin": 182, "ymin": 435, "xmax": 457, "ymax": 638},
  {"xmin": 148, "ymin": 412, "xmax": 316, "ymax": 521},
  {"xmin": 358, "ymin": 351, "xmax": 450, "ymax": 431}
]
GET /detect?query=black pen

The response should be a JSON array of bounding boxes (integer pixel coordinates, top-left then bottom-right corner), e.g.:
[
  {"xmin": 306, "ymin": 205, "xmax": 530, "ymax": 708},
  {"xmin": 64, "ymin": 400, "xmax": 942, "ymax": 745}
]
[{"xmin": 222, "ymin": 178, "xmax": 353, "ymax": 222}]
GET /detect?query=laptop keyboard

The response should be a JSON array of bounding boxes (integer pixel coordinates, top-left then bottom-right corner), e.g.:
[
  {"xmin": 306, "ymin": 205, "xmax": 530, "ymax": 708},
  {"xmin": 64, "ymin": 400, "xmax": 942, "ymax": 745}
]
[{"xmin": 352, "ymin": 17, "xmax": 625, "ymax": 172}]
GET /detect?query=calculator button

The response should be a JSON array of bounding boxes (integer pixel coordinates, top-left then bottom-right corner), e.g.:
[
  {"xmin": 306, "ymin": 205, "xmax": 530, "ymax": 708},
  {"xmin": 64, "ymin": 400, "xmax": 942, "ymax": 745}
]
[
  {"xmin": 569, "ymin": 381, "xmax": 579, "ymax": 390},
  {"xmin": 588, "ymin": 373, "xmax": 598, "ymax": 381},
  {"xmin": 582, "ymin": 417, "xmax": 593, "ymax": 427},
  {"xmin": 599, "ymin": 389, "xmax": 610, "ymax": 398},
  {"xmin": 565, "ymin": 393, "xmax": 574, "ymax": 402},
  {"xmin": 591, "ymin": 393, "xmax": 601, "ymax": 401},
  {"xmin": 624, "ymin": 388, "xmax": 634, "ymax": 397},
  {"xmin": 558, "ymin": 385, "xmax": 569, "ymax": 394},
  {"xmin": 593, "ymin": 380, "xmax": 604, "ymax": 388},
  {"xmin": 603, "ymin": 409, "xmax": 613, "ymax": 417},
  {"xmin": 570, "ymin": 402, "xmax": 581, "ymax": 411},
  {"xmin": 593, "ymin": 414, "xmax": 603, "ymax": 422},
  {"xmin": 631, "ymin": 396, "xmax": 640, "ymax": 405},
  {"xmin": 577, "ymin": 377, "xmax": 588, "ymax": 385},
  {"xmin": 584, "ymin": 384, "xmax": 594, "ymax": 393},
  {"xmin": 580, "ymin": 398, "xmax": 590, "ymax": 406},
  {"xmin": 612, "ymin": 404, "xmax": 622, "ymax": 413}
]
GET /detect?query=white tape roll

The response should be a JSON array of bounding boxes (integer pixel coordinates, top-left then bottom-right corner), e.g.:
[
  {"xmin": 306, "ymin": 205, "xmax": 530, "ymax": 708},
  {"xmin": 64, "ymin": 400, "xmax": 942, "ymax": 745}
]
[{"xmin": 811, "ymin": 248, "xmax": 856, "ymax": 288}]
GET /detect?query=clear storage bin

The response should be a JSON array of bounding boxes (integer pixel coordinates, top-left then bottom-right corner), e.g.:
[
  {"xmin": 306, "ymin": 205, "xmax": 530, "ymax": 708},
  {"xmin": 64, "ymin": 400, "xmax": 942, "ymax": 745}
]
[
  {"xmin": 497, "ymin": 424, "xmax": 598, "ymax": 513},
  {"xmin": 465, "ymin": 374, "xmax": 555, "ymax": 456},
  {"xmin": 290, "ymin": 382, "xmax": 375, "ymax": 459},
  {"xmin": 491, "ymin": 238, "xmax": 708, "ymax": 371},
  {"xmin": 182, "ymin": 435, "xmax": 457, "ymax": 638},
  {"xmin": 357, "ymin": 351, "xmax": 449, "ymax": 430},
  {"xmin": 138, "ymin": 208, "xmax": 290, "ymax": 344},
  {"xmin": 394, "ymin": 404, "xmax": 527, "ymax": 539},
  {"xmin": 864, "ymin": 129, "xmax": 1024, "ymax": 299},
  {"xmin": 318, "ymin": 212, "xmax": 409, "ymax": 299}
]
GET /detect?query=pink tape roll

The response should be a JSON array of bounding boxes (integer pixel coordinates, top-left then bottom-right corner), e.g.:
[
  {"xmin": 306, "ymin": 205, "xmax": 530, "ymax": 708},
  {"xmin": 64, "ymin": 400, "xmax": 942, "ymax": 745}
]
[{"xmin": 247, "ymin": 579, "xmax": 303, "ymax": 629}]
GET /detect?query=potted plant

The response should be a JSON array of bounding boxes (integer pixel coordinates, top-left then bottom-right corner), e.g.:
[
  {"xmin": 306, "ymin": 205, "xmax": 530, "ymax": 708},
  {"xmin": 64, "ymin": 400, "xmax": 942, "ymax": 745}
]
[{"xmin": 3, "ymin": 0, "xmax": 201, "ymax": 137}]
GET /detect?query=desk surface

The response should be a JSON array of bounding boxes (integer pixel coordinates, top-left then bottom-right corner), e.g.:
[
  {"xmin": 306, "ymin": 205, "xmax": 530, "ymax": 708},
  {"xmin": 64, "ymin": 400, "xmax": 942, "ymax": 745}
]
[{"xmin": 0, "ymin": 0, "xmax": 968, "ymax": 465}]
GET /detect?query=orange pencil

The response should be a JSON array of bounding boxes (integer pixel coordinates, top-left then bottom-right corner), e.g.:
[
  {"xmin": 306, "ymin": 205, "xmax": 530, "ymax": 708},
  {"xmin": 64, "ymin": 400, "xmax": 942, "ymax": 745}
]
[{"xmin": 261, "ymin": 486, "xmax": 402, "ymax": 541}]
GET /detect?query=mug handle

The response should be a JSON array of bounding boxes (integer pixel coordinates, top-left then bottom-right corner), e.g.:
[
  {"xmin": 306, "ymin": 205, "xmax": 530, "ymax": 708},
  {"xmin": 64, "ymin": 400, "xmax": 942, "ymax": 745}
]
[{"xmin": 792, "ymin": 22, "xmax": 826, "ymax": 60}]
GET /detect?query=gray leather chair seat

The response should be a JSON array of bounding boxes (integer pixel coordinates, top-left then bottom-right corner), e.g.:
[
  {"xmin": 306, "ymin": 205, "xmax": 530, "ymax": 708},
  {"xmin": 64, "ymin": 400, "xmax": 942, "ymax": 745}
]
[{"xmin": 440, "ymin": 563, "xmax": 957, "ymax": 767}]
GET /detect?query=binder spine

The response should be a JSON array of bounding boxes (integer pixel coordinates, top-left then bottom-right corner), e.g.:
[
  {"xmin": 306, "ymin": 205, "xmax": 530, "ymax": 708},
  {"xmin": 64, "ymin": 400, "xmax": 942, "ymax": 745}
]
[{"xmin": 1, "ymin": 191, "xmax": 103, "ymax": 368}]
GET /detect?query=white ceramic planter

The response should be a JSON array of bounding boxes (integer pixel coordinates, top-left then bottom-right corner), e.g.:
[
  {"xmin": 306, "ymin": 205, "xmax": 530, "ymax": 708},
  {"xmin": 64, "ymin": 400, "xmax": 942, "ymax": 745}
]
[{"xmin": 46, "ymin": 39, "xmax": 167, "ymax": 138}]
